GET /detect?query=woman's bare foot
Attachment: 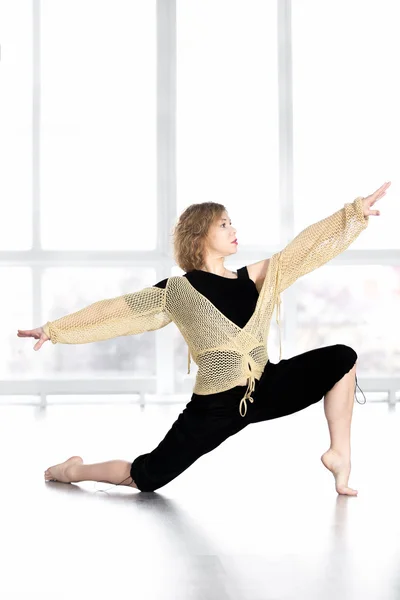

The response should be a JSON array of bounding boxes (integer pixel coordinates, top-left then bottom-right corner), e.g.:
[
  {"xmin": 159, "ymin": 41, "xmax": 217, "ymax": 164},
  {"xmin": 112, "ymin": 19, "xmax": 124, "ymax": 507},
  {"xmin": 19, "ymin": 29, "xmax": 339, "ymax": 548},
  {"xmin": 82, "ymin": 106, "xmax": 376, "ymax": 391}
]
[
  {"xmin": 321, "ymin": 449, "xmax": 358, "ymax": 496},
  {"xmin": 44, "ymin": 456, "xmax": 83, "ymax": 483}
]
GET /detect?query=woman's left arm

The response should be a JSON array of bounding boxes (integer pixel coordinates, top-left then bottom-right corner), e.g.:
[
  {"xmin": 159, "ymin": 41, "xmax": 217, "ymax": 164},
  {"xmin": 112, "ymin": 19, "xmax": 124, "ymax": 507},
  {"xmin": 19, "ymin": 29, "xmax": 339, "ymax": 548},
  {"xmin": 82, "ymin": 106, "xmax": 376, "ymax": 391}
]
[{"xmin": 275, "ymin": 181, "xmax": 392, "ymax": 294}]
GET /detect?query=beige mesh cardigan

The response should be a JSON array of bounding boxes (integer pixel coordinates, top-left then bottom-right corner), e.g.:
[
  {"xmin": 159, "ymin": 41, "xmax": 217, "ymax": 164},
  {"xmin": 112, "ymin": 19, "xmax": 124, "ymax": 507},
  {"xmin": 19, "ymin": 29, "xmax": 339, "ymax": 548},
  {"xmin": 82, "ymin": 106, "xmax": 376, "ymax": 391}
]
[{"xmin": 43, "ymin": 197, "xmax": 368, "ymax": 417}]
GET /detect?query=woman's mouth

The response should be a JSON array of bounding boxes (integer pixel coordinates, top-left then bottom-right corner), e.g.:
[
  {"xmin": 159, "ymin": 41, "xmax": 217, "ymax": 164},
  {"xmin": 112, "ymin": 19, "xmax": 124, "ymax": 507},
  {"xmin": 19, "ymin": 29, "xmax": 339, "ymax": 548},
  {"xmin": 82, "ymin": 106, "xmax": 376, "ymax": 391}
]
[{"xmin": 231, "ymin": 239, "xmax": 238, "ymax": 244}]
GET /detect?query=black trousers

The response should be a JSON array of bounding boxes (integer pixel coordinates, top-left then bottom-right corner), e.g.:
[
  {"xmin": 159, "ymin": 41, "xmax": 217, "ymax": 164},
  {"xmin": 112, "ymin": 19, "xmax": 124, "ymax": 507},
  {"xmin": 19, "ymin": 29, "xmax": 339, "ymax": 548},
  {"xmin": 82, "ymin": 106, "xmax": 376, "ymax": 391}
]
[{"xmin": 130, "ymin": 344, "xmax": 359, "ymax": 492}]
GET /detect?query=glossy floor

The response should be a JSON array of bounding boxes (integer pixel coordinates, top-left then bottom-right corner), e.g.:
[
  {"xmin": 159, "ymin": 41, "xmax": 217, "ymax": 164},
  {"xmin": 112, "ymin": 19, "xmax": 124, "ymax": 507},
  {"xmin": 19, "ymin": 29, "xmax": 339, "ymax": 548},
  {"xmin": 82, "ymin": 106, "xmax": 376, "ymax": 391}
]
[{"xmin": 1, "ymin": 398, "xmax": 399, "ymax": 600}]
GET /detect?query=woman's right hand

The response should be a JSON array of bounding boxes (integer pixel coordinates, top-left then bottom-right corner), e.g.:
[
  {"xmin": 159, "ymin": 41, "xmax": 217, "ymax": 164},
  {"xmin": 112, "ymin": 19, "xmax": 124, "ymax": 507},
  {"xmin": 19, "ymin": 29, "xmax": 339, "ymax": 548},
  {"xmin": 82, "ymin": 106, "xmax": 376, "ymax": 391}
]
[{"xmin": 17, "ymin": 326, "xmax": 50, "ymax": 351}]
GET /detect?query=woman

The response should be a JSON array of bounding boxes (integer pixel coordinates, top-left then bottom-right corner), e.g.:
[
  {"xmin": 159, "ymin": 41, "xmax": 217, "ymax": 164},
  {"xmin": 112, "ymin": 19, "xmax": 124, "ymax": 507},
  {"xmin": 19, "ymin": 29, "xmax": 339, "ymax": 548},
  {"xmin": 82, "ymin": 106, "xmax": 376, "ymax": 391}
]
[{"xmin": 17, "ymin": 181, "xmax": 391, "ymax": 496}]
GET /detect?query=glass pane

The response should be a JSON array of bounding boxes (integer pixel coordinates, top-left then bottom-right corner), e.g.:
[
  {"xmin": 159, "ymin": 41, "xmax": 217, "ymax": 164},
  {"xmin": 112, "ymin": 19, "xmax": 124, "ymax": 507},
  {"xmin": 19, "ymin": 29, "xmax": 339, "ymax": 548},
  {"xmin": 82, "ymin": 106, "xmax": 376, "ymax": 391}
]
[
  {"xmin": 177, "ymin": 0, "xmax": 279, "ymax": 247},
  {"xmin": 1, "ymin": 268, "xmax": 33, "ymax": 377},
  {"xmin": 363, "ymin": 392, "xmax": 389, "ymax": 402},
  {"xmin": 0, "ymin": 397, "xmax": 41, "ymax": 406},
  {"xmin": 294, "ymin": 265, "xmax": 400, "ymax": 374},
  {"xmin": 41, "ymin": 1, "xmax": 156, "ymax": 250},
  {"xmin": 0, "ymin": 1, "xmax": 32, "ymax": 250},
  {"xmin": 40, "ymin": 267, "xmax": 158, "ymax": 376},
  {"xmin": 292, "ymin": 0, "xmax": 399, "ymax": 248}
]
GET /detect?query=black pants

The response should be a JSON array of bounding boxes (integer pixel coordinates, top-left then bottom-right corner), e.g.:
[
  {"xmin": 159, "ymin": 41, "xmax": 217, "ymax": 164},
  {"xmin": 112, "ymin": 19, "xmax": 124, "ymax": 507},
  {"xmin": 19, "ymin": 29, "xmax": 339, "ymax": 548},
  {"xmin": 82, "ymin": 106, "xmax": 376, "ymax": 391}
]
[{"xmin": 130, "ymin": 344, "xmax": 359, "ymax": 492}]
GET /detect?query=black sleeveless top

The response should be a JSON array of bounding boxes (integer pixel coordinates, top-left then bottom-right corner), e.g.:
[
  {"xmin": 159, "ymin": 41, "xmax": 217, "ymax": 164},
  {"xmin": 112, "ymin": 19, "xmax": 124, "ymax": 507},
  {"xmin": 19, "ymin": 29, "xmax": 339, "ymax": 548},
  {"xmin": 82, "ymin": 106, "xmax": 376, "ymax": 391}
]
[{"xmin": 153, "ymin": 266, "xmax": 259, "ymax": 328}]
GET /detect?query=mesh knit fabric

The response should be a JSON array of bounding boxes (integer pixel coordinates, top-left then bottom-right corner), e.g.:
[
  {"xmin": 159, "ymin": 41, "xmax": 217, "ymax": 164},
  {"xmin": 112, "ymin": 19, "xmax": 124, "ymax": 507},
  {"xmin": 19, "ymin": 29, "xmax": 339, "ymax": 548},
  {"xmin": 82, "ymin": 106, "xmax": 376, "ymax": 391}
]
[{"xmin": 43, "ymin": 196, "xmax": 369, "ymax": 417}]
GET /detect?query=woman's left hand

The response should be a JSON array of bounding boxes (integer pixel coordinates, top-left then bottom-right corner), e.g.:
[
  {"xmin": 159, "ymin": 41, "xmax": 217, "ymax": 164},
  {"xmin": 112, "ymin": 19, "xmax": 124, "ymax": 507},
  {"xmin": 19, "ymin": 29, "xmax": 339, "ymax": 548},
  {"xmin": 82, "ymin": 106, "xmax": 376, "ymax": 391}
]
[{"xmin": 362, "ymin": 181, "xmax": 391, "ymax": 217}]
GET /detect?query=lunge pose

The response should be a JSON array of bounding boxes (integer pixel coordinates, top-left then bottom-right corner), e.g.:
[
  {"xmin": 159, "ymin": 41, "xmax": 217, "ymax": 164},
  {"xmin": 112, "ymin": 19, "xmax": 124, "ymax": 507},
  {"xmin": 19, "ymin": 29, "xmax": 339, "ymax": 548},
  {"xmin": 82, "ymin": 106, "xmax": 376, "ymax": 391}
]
[{"xmin": 18, "ymin": 181, "xmax": 391, "ymax": 496}]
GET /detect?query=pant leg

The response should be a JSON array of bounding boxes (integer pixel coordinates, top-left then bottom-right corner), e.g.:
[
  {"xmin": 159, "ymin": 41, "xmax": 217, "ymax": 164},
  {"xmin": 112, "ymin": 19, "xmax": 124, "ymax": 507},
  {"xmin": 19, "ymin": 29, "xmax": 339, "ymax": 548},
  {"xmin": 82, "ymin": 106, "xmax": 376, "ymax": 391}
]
[
  {"xmin": 130, "ymin": 387, "xmax": 249, "ymax": 492},
  {"xmin": 246, "ymin": 344, "xmax": 358, "ymax": 424}
]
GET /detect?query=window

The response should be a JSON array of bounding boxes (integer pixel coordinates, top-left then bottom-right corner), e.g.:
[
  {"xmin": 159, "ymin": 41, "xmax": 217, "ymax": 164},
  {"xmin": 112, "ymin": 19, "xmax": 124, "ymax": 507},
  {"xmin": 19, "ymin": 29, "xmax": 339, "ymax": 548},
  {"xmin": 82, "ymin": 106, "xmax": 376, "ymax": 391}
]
[{"xmin": 177, "ymin": 0, "xmax": 280, "ymax": 248}]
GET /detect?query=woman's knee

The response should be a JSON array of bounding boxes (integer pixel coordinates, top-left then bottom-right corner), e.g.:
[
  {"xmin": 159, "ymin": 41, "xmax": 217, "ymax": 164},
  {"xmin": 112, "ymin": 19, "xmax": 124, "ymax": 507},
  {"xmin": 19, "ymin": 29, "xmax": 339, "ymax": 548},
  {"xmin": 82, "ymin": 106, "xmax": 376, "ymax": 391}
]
[{"xmin": 335, "ymin": 344, "xmax": 357, "ymax": 363}]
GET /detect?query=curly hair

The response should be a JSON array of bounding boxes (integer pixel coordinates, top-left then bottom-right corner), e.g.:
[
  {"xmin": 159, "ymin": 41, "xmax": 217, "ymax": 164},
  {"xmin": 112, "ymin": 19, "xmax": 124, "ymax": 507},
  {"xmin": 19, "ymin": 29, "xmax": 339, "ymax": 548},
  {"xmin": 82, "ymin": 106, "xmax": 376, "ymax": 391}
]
[{"xmin": 172, "ymin": 202, "xmax": 227, "ymax": 272}]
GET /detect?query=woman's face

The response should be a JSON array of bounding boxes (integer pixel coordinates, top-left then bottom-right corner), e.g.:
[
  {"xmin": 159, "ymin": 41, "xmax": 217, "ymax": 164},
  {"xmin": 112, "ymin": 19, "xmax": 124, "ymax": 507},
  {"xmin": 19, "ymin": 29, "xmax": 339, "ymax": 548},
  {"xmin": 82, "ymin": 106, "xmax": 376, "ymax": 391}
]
[{"xmin": 204, "ymin": 210, "xmax": 238, "ymax": 257}]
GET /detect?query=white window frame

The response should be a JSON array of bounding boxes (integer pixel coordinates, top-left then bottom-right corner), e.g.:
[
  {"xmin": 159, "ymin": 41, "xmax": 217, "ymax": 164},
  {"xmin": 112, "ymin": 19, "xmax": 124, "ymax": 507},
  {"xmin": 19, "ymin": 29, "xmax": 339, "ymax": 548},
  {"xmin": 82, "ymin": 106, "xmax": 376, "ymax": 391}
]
[{"xmin": 1, "ymin": 0, "xmax": 399, "ymax": 406}]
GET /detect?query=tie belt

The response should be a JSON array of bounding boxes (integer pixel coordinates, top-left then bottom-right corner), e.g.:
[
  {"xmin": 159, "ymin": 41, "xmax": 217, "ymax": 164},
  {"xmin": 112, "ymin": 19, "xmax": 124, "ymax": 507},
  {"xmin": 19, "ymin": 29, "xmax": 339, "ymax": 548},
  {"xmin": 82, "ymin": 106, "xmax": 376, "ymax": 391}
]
[
  {"xmin": 239, "ymin": 372, "xmax": 256, "ymax": 417},
  {"xmin": 238, "ymin": 291, "xmax": 283, "ymax": 417},
  {"xmin": 239, "ymin": 360, "xmax": 259, "ymax": 418},
  {"xmin": 187, "ymin": 346, "xmax": 263, "ymax": 417}
]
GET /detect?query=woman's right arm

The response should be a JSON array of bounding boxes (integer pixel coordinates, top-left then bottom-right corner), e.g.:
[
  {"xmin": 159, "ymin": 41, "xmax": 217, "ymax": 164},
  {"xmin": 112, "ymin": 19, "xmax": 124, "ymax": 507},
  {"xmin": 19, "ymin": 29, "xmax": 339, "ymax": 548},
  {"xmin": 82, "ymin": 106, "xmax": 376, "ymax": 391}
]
[{"xmin": 17, "ymin": 281, "xmax": 172, "ymax": 348}]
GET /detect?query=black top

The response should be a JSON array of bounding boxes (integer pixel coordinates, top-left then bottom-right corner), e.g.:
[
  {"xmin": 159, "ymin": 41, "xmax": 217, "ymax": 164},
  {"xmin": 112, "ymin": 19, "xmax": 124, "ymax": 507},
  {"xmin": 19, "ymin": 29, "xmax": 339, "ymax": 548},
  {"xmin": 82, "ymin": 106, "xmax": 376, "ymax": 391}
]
[{"xmin": 153, "ymin": 266, "xmax": 259, "ymax": 329}]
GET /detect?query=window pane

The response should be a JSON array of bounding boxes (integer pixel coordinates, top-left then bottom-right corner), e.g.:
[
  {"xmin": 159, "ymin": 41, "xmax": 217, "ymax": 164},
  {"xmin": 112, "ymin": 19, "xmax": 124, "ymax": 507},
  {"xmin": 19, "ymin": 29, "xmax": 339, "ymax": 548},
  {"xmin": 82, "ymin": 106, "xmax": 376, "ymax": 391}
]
[
  {"xmin": 177, "ymin": 0, "xmax": 279, "ymax": 247},
  {"xmin": 1, "ymin": 268, "xmax": 33, "ymax": 377},
  {"xmin": 0, "ymin": 1, "xmax": 32, "ymax": 250},
  {"xmin": 40, "ymin": 267, "xmax": 158, "ymax": 376},
  {"xmin": 41, "ymin": 0, "xmax": 157, "ymax": 250},
  {"xmin": 0, "ymin": 397, "xmax": 41, "ymax": 406},
  {"xmin": 294, "ymin": 265, "xmax": 400, "ymax": 374},
  {"xmin": 292, "ymin": 0, "xmax": 399, "ymax": 248}
]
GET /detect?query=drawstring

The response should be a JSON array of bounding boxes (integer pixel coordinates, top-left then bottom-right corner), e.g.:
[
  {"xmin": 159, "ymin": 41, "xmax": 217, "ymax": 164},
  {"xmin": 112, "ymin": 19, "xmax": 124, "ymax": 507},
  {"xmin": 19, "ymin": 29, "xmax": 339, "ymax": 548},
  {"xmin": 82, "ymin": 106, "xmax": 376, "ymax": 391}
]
[
  {"xmin": 239, "ymin": 363, "xmax": 256, "ymax": 417},
  {"xmin": 276, "ymin": 292, "xmax": 282, "ymax": 361},
  {"xmin": 276, "ymin": 253, "xmax": 283, "ymax": 362},
  {"xmin": 354, "ymin": 374, "xmax": 366, "ymax": 404},
  {"xmin": 187, "ymin": 346, "xmax": 191, "ymax": 374}
]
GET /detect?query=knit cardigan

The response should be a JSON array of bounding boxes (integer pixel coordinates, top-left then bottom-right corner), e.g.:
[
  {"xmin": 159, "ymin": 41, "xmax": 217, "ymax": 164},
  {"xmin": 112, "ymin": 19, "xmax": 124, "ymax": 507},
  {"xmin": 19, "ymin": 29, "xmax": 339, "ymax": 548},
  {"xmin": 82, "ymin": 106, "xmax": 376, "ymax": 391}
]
[{"xmin": 43, "ymin": 196, "xmax": 369, "ymax": 417}]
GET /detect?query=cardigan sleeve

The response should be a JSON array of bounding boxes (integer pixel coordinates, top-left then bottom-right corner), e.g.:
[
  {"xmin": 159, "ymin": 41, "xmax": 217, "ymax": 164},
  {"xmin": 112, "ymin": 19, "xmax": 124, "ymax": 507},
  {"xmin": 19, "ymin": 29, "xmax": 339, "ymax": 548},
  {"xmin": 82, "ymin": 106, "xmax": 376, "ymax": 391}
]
[
  {"xmin": 275, "ymin": 196, "xmax": 369, "ymax": 294},
  {"xmin": 42, "ymin": 285, "xmax": 172, "ymax": 345}
]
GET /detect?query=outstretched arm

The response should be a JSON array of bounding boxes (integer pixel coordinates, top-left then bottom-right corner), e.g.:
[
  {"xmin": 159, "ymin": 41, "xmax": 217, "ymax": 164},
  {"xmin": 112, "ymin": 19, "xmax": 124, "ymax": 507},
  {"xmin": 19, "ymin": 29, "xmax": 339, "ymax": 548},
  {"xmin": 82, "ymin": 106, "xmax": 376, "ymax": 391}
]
[
  {"xmin": 42, "ymin": 286, "xmax": 172, "ymax": 344},
  {"xmin": 274, "ymin": 196, "xmax": 369, "ymax": 294},
  {"xmin": 243, "ymin": 183, "xmax": 391, "ymax": 294},
  {"xmin": 274, "ymin": 182, "xmax": 391, "ymax": 293},
  {"xmin": 18, "ymin": 285, "xmax": 172, "ymax": 347}
]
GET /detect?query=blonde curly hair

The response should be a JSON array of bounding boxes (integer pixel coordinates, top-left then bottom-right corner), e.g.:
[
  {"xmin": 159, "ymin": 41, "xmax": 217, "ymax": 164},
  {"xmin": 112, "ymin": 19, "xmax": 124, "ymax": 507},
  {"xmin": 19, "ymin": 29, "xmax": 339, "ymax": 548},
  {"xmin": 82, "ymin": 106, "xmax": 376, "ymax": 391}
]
[{"xmin": 172, "ymin": 202, "xmax": 227, "ymax": 272}]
